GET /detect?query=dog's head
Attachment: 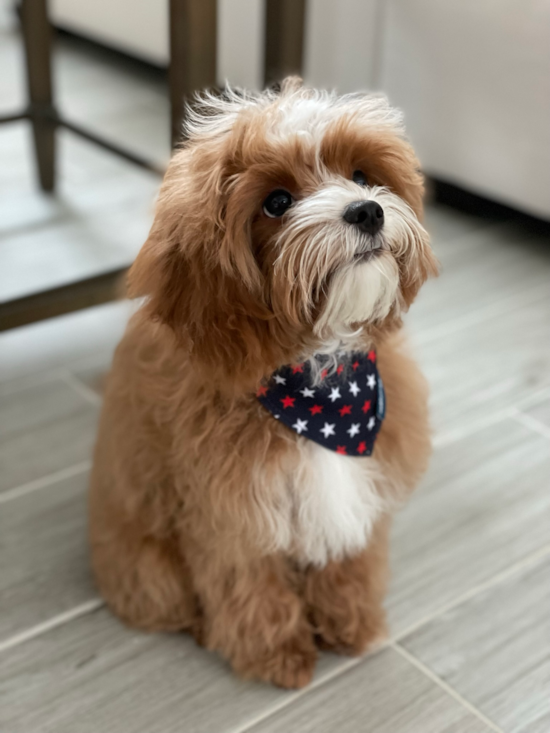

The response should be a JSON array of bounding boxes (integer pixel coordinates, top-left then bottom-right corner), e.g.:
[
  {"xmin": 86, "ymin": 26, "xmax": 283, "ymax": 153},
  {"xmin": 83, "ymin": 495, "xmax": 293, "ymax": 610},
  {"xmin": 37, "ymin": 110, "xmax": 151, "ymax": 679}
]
[{"xmin": 130, "ymin": 78, "xmax": 437, "ymax": 390}]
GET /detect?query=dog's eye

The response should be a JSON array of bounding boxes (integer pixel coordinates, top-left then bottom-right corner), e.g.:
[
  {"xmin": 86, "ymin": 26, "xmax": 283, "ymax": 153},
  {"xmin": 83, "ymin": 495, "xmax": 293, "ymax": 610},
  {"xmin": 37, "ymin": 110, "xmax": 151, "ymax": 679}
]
[
  {"xmin": 352, "ymin": 170, "xmax": 368, "ymax": 186},
  {"xmin": 263, "ymin": 190, "xmax": 293, "ymax": 218}
]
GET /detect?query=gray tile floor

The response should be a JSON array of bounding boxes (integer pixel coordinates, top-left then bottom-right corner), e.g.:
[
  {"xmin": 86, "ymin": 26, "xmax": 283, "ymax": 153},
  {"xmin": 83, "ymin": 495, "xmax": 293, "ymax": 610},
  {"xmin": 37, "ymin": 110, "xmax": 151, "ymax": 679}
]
[{"xmin": 1, "ymin": 8, "xmax": 550, "ymax": 733}]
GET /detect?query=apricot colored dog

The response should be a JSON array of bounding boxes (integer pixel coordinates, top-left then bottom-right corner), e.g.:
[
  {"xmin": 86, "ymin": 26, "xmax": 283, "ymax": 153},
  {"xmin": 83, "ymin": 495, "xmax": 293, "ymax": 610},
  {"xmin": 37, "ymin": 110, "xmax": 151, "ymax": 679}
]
[{"xmin": 90, "ymin": 78, "xmax": 437, "ymax": 688}]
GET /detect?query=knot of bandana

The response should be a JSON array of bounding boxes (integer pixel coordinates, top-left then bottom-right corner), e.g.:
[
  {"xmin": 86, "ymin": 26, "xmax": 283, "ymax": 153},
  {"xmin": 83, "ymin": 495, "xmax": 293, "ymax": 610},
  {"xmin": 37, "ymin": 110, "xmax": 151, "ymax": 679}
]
[{"xmin": 256, "ymin": 351, "xmax": 385, "ymax": 456}]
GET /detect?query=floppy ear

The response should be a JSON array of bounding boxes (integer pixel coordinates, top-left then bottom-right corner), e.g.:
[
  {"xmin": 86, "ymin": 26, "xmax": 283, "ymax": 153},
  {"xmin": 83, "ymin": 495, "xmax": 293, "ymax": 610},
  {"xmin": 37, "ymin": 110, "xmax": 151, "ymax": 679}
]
[
  {"xmin": 375, "ymin": 139, "xmax": 439, "ymax": 303},
  {"xmin": 128, "ymin": 143, "xmax": 276, "ymax": 390}
]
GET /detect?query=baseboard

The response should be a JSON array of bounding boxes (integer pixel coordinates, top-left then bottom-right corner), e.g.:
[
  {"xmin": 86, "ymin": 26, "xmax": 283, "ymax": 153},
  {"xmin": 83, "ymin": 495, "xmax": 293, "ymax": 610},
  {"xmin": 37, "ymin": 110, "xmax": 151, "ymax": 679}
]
[
  {"xmin": 55, "ymin": 26, "xmax": 168, "ymax": 77},
  {"xmin": 429, "ymin": 178, "xmax": 550, "ymax": 236}
]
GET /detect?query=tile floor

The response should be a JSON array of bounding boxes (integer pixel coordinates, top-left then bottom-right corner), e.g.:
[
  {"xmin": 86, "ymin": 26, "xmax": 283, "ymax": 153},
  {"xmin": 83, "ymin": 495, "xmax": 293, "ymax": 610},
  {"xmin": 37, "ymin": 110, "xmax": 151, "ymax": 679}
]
[{"xmin": 1, "ymin": 6, "xmax": 550, "ymax": 733}]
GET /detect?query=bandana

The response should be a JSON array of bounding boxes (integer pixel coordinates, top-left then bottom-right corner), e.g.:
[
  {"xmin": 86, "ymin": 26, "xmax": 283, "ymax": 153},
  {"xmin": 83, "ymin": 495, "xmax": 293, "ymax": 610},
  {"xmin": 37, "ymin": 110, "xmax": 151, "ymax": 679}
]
[{"xmin": 257, "ymin": 351, "xmax": 385, "ymax": 456}]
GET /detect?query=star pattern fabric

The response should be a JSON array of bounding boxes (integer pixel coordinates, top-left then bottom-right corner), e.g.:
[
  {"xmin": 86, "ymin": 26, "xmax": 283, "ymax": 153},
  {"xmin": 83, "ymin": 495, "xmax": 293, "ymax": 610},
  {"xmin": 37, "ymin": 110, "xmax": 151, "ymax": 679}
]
[{"xmin": 257, "ymin": 351, "xmax": 385, "ymax": 457}]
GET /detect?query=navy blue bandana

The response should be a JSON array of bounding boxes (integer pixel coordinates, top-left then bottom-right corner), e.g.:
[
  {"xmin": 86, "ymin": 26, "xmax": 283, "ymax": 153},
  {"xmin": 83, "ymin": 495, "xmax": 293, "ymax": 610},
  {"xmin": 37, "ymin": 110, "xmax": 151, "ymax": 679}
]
[{"xmin": 257, "ymin": 351, "xmax": 385, "ymax": 456}]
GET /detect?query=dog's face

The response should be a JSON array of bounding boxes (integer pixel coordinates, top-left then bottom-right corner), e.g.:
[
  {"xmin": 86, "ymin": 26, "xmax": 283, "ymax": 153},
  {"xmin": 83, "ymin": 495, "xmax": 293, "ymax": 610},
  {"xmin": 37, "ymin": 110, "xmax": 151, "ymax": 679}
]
[{"xmin": 131, "ymin": 79, "xmax": 438, "ymax": 389}]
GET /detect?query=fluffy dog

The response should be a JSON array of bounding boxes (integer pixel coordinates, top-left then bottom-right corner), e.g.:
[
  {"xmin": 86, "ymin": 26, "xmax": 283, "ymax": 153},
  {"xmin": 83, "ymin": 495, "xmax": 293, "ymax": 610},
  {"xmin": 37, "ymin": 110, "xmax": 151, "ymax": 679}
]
[{"xmin": 90, "ymin": 78, "xmax": 438, "ymax": 689}]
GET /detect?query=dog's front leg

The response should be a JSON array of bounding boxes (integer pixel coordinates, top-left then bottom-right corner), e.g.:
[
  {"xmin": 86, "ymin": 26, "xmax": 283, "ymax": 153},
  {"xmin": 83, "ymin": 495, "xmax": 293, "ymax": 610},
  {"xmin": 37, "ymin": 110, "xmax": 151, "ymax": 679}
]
[
  {"xmin": 184, "ymin": 534, "xmax": 317, "ymax": 689},
  {"xmin": 304, "ymin": 516, "xmax": 390, "ymax": 656}
]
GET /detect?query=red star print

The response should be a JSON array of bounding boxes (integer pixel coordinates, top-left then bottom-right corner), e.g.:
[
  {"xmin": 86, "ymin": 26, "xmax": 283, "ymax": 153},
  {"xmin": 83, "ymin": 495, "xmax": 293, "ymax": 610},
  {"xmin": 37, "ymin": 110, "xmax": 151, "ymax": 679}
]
[
  {"xmin": 357, "ymin": 441, "xmax": 367, "ymax": 455},
  {"xmin": 361, "ymin": 399, "xmax": 372, "ymax": 414},
  {"xmin": 336, "ymin": 445, "xmax": 347, "ymax": 455},
  {"xmin": 256, "ymin": 385, "xmax": 268, "ymax": 397},
  {"xmin": 336, "ymin": 364, "xmax": 344, "ymax": 375},
  {"xmin": 352, "ymin": 361, "xmax": 360, "ymax": 371},
  {"xmin": 367, "ymin": 350, "xmax": 376, "ymax": 362},
  {"xmin": 339, "ymin": 404, "xmax": 352, "ymax": 416},
  {"xmin": 320, "ymin": 368, "xmax": 328, "ymax": 380},
  {"xmin": 309, "ymin": 404, "xmax": 323, "ymax": 415},
  {"xmin": 280, "ymin": 395, "xmax": 295, "ymax": 409},
  {"xmin": 291, "ymin": 363, "xmax": 304, "ymax": 374}
]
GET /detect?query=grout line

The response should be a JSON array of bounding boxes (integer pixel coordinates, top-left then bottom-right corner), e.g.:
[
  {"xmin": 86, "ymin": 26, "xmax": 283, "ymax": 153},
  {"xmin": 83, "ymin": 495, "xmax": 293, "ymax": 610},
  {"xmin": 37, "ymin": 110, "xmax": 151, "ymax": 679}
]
[
  {"xmin": 231, "ymin": 655, "xmax": 367, "ymax": 733},
  {"xmin": 515, "ymin": 385, "xmax": 550, "ymax": 410},
  {"xmin": 0, "ymin": 368, "xmax": 61, "ymax": 396},
  {"xmin": 0, "ymin": 461, "xmax": 91, "ymax": 505},
  {"xmin": 512, "ymin": 410, "xmax": 550, "ymax": 442},
  {"xmin": 237, "ymin": 562, "xmax": 527, "ymax": 733},
  {"xmin": 1, "ymin": 542, "xmax": 548, "ymax": 719},
  {"xmin": 0, "ymin": 267, "xmax": 546, "ymax": 714},
  {"xmin": 0, "ymin": 352, "xmax": 115, "ymax": 398},
  {"xmin": 431, "ymin": 386, "xmax": 550, "ymax": 449},
  {"xmin": 63, "ymin": 351, "xmax": 114, "ymax": 376},
  {"xmin": 394, "ymin": 541, "xmax": 550, "ymax": 643},
  {"xmin": 413, "ymin": 282, "xmax": 548, "ymax": 347},
  {"xmin": 432, "ymin": 408, "xmax": 516, "ymax": 448},
  {"xmin": 230, "ymin": 541, "xmax": 550, "ymax": 730},
  {"xmin": 0, "ymin": 599, "xmax": 105, "ymax": 655},
  {"xmin": 60, "ymin": 369, "xmax": 103, "ymax": 406},
  {"xmin": 390, "ymin": 641, "xmax": 504, "ymax": 732}
]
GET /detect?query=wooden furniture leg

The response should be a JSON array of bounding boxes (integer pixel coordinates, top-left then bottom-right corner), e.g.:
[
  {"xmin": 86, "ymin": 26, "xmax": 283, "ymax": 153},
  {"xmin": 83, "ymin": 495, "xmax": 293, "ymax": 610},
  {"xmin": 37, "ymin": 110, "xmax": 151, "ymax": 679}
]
[
  {"xmin": 169, "ymin": 0, "xmax": 217, "ymax": 148},
  {"xmin": 264, "ymin": 0, "xmax": 306, "ymax": 87},
  {"xmin": 20, "ymin": 0, "xmax": 56, "ymax": 192}
]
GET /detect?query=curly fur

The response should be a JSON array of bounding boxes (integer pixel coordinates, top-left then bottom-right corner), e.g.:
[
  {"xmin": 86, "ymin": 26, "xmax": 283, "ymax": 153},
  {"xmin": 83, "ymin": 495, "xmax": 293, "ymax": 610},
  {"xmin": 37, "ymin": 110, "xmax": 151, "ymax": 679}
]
[{"xmin": 90, "ymin": 78, "xmax": 438, "ymax": 689}]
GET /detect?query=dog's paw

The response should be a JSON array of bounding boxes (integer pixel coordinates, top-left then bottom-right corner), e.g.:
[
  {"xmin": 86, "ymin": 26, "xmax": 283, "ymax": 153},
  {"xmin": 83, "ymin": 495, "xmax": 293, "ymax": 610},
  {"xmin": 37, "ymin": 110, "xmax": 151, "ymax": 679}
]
[
  {"xmin": 267, "ymin": 642, "xmax": 317, "ymax": 689},
  {"xmin": 312, "ymin": 606, "xmax": 388, "ymax": 657},
  {"xmin": 243, "ymin": 636, "xmax": 317, "ymax": 689}
]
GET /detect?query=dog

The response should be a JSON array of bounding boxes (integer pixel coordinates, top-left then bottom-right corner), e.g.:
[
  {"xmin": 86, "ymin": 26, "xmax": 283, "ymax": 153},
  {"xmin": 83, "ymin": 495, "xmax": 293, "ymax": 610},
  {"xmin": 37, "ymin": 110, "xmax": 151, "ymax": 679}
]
[{"xmin": 90, "ymin": 77, "xmax": 438, "ymax": 689}]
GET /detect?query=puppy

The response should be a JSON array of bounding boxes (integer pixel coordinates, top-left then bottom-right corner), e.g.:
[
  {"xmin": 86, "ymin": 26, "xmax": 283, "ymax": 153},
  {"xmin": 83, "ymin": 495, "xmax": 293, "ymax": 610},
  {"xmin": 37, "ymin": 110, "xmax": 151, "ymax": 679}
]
[{"xmin": 90, "ymin": 78, "xmax": 438, "ymax": 689}]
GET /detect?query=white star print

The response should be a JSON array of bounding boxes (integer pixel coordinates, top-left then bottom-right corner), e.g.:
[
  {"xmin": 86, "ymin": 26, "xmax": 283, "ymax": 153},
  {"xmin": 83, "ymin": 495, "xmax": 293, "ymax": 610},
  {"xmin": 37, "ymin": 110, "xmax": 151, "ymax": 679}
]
[
  {"xmin": 273, "ymin": 375, "xmax": 286, "ymax": 385},
  {"xmin": 328, "ymin": 387, "xmax": 341, "ymax": 402},
  {"xmin": 274, "ymin": 414, "xmax": 280, "ymax": 419},
  {"xmin": 348, "ymin": 381, "xmax": 360, "ymax": 396},
  {"xmin": 366, "ymin": 374, "xmax": 376, "ymax": 389},
  {"xmin": 292, "ymin": 418, "xmax": 309, "ymax": 434},
  {"xmin": 367, "ymin": 416, "xmax": 376, "ymax": 430},
  {"xmin": 320, "ymin": 422, "xmax": 336, "ymax": 438},
  {"xmin": 347, "ymin": 423, "xmax": 361, "ymax": 437},
  {"xmin": 300, "ymin": 387, "xmax": 315, "ymax": 398}
]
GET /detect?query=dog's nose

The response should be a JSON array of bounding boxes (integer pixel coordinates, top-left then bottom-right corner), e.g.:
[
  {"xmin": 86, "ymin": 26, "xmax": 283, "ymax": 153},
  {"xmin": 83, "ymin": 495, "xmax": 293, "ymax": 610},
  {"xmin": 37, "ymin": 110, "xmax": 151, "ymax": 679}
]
[{"xmin": 343, "ymin": 200, "xmax": 384, "ymax": 235}]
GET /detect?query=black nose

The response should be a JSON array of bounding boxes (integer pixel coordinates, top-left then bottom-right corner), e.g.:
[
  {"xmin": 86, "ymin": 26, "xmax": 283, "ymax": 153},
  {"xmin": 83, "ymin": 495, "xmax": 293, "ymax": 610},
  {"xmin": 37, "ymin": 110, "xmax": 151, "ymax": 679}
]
[{"xmin": 343, "ymin": 200, "xmax": 384, "ymax": 235}]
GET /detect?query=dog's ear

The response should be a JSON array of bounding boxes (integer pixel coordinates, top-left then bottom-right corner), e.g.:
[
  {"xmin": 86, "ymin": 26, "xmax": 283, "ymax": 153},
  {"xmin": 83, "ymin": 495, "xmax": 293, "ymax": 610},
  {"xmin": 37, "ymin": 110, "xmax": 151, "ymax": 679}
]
[
  {"xmin": 128, "ymin": 143, "xmax": 274, "ymax": 390},
  {"xmin": 399, "ymin": 231, "xmax": 439, "ymax": 309}
]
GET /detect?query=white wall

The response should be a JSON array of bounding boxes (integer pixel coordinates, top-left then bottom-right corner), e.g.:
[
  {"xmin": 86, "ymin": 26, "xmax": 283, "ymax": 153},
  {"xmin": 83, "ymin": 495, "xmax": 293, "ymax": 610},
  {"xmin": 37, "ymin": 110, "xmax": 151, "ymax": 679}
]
[
  {"xmin": 50, "ymin": 0, "xmax": 169, "ymax": 65},
  {"xmin": 304, "ymin": 0, "xmax": 380, "ymax": 93},
  {"xmin": 381, "ymin": 0, "xmax": 550, "ymax": 217},
  {"xmin": 218, "ymin": 0, "xmax": 264, "ymax": 89}
]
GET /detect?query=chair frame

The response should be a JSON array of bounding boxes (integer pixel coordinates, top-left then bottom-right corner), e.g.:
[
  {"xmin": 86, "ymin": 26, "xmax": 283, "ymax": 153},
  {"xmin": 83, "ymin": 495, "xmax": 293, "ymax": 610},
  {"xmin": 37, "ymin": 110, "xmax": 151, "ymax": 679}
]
[{"xmin": 0, "ymin": 0, "xmax": 305, "ymax": 331}]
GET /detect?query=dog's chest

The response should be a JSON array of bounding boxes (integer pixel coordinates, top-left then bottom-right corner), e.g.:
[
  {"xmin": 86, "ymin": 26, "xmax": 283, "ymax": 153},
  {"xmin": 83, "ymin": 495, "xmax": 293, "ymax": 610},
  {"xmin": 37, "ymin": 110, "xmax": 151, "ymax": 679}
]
[{"xmin": 275, "ymin": 442, "xmax": 384, "ymax": 567}]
